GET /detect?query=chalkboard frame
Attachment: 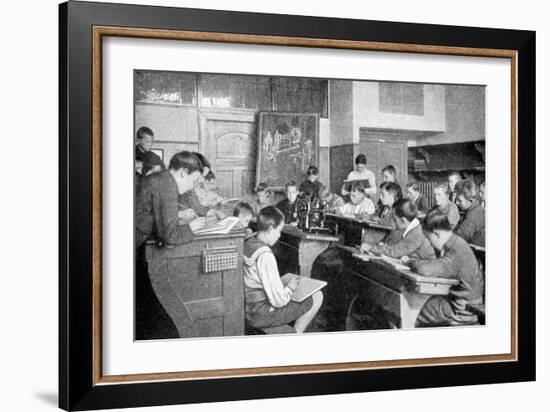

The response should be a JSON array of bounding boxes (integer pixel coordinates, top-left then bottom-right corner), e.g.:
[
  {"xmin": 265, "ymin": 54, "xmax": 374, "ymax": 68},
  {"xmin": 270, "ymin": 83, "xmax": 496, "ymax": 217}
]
[{"xmin": 256, "ymin": 111, "xmax": 320, "ymax": 191}]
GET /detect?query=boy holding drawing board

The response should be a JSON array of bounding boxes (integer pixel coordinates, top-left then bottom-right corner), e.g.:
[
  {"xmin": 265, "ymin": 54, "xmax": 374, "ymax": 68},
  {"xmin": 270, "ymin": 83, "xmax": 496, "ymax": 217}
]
[{"xmin": 243, "ymin": 206, "xmax": 324, "ymax": 333}]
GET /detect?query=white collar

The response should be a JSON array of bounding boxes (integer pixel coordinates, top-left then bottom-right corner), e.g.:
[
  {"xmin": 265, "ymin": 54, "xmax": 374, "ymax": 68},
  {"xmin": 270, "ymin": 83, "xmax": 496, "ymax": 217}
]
[{"xmin": 403, "ymin": 218, "xmax": 420, "ymax": 238}]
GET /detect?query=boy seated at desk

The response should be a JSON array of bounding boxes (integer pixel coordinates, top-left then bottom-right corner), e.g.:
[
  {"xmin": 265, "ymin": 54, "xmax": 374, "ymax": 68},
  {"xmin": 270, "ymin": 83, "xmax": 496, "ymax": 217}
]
[
  {"xmin": 406, "ymin": 181, "xmax": 430, "ymax": 217},
  {"xmin": 233, "ymin": 201, "xmax": 254, "ymax": 237},
  {"xmin": 319, "ymin": 185, "xmax": 345, "ymax": 213},
  {"xmin": 243, "ymin": 207, "xmax": 323, "ymax": 333},
  {"xmin": 432, "ymin": 183, "xmax": 460, "ymax": 229},
  {"xmin": 336, "ymin": 181, "xmax": 375, "ymax": 219},
  {"xmin": 454, "ymin": 179, "xmax": 485, "ymax": 247},
  {"xmin": 299, "ymin": 165, "xmax": 323, "ymax": 198},
  {"xmin": 276, "ymin": 180, "xmax": 300, "ymax": 224},
  {"xmin": 251, "ymin": 182, "xmax": 272, "ymax": 215},
  {"xmin": 402, "ymin": 210, "xmax": 484, "ymax": 327},
  {"xmin": 361, "ymin": 198, "xmax": 435, "ymax": 260},
  {"xmin": 195, "ymin": 171, "xmax": 227, "ymax": 207}
]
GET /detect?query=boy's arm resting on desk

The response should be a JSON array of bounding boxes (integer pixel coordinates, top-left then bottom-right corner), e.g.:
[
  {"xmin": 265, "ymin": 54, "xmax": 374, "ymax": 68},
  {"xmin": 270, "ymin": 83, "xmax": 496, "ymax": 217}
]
[
  {"xmin": 257, "ymin": 253, "xmax": 293, "ymax": 308},
  {"xmin": 411, "ymin": 254, "xmax": 455, "ymax": 279},
  {"xmin": 371, "ymin": 235, "xmax": 419, "ymax": 259}
]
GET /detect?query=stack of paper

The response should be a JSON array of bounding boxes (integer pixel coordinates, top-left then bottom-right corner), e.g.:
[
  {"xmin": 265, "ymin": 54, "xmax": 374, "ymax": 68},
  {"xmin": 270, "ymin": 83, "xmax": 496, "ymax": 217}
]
[{"xmin": 192, "ymin": 216, "xmax": 240, "ymax": 235}]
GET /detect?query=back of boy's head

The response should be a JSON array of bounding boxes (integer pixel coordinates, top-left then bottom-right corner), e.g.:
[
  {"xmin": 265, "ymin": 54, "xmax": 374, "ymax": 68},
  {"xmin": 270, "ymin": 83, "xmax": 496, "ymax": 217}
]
[
  {"xmin": 136, "ymin": 126, "xmax": 154, "ymax": 140},
  {"xmin": 169, "ymin": 151, "xmax": 202, "ymax": 173},
  {"xmin": 257, "ymin": 206, "xmax": 284, "ymax": 232},
  {"xmin": 382, "ymin": 165, "xmax": 396, "ymax": 176},
  {"xmin": 307, "ymin": 165, "xmax": 319, "ymax": 176},
  {"xmin": 233, "ymin": 202, "xmax": 254, "ymax": 217},
  {"xmin": 350, "ymin": 181, "xmax": 365, "ymax": 193},
  {"xmin": 192, "ymin": 152, "xmax": 212, "ymax": 172},
  {"xmin": 393, "ymin": 198, "xmax": 418, "ymax": 221},
  {"xmin": 423, "ymin": 210, "xmax": 452, "ymax": 232},
  {"xmin": 382, "ymin": 181, "xmax": 402, "ymax": 200},
  {"xmin": 204, "ymin": 171, "xmax": 216, "ymax": 182}
]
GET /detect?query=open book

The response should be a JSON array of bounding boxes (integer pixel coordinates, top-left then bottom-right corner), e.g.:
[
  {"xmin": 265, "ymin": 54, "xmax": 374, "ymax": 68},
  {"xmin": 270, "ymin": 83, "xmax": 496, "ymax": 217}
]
[
  {"xmin": 281, "ymin": 273, "xmax": 327, "ymax": 303},
  {"xmin": 191, "ymin": 216, "xmax": 240, "ymax": 235}
]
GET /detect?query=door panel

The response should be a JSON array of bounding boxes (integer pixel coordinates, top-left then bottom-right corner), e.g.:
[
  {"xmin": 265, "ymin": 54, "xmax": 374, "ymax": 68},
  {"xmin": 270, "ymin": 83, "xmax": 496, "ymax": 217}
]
[{"xmin": 199, "ymin": 110, "xmax": 257, "ymax": 199}]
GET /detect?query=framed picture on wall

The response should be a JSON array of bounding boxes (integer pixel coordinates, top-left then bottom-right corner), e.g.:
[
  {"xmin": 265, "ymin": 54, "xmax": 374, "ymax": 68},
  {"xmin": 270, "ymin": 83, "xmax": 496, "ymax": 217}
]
[
  {"xmin": 59, "ymin": 1, "xmax": 535, "ymax": 411},
  {"xmin": 256, "ymin": 111, "xmax": 320, "ymax": 191}
]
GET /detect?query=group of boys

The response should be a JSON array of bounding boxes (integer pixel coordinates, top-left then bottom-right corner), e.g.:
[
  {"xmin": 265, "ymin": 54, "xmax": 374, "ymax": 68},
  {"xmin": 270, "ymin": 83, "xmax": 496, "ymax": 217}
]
[{"xmin": 135, "ymin": 126, "xmax": 486, "ymax": 335}]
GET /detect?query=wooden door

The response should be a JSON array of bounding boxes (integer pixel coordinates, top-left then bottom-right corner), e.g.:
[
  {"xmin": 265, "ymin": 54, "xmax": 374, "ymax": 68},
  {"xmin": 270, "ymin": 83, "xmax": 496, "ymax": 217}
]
[
  {"xmin": 359, "ymin": 130, "xmax": 408, "ymax": 188},
  {"xmin": 199, "ymin": 109, "xmax": 257, "ymax": 199}
]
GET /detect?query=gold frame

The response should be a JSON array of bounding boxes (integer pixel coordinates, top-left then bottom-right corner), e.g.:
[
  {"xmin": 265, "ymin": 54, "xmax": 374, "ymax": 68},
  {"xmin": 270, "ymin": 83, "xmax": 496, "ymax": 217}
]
[{"xmin": 92, "ymin": 26, "xmax": 518, "ymax": 385}]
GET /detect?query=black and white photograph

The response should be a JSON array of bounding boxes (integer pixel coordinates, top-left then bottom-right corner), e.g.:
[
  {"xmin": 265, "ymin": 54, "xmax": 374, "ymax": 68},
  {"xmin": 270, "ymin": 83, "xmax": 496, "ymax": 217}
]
[{"xmin": 134, "ymin": 70, "xmax": 487, "ymax": 340}]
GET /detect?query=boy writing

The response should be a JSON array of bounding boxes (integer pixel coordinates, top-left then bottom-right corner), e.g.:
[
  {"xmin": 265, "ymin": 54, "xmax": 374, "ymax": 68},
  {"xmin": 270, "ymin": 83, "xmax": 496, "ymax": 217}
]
[
  {"xmin": 319, "ymin": 185, "xmax": 345, "ymax": 213},
  {"xmin": 233, "ymin": 202, "xmax": 254, "ymax": 237},
  {"xmin": 337, "ymin": 181, "xmax": 375, "ymax": 219},
  {"xmin": 404, "ymin": 211, "xmax": 484, "ymax": 327},
  {"xmin": 243, "ymin": 207, "xmax": 323, "ymax": 333},
  {"xmin": 195, "ymin": 171, "xmax": 227, "ymax": 207}
]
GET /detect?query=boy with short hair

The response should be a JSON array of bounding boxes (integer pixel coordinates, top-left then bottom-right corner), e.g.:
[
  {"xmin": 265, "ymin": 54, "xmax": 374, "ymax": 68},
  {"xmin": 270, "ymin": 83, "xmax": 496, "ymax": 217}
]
[
  {"xmin": 233, "ymin": 202, "xmax": 254, "ymax": 236},
  {"xmin": 406, "ymin": 181, "xmax": 430, "ymax": 215},
  {"xmin": 319, "ymin": 185, "xmax": 345, "ymax": 213},
  {"xmin": 454, "ymin": 179, "xmax": 485, "ymax": 247},
  {"xmin": 448, "ymin": 171, "xmax": 463, "ymax": 202},
  {"xmin": 276, "ymin": 180, "xmax": 300, "ymax": 224},
  {"xmin": 135, "ymin": 126, "xmax": 165, "ymax": 176},
  {"xmin": 195, "ymin": 171, "xmax": 226, "ymax": 207},
  {"xmin": 337, "ymin": 181, "xmax": 375, "ymax": 219},
  {"xmin": 243, "ymin": 207, "xmax": 323, "ymax": 333},
  {"xmin": 433, "ymin": 183, "xmax": 460, "ymax": 229},
  {"xmin": 252, "ymin": 182, "xmax": 272, "ymax": 215},
  {"xmin": 407, "ymin": 211, "xmax": 484, "ymax": 327},
  {"xmin": 299, "ymin": 165, "xmax": 323, "ymax": 198}
]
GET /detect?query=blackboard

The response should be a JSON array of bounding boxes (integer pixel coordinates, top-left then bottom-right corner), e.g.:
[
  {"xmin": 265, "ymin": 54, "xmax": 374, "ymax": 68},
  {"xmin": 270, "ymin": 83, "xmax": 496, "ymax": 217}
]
[{"xmin": 256, "ymin": 112, "xmax": 319, "ymax": 191}]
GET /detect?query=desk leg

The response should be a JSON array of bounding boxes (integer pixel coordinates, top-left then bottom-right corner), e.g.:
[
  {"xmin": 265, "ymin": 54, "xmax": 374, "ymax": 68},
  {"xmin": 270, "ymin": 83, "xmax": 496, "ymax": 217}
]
[
  {"xmin": 400, "ymin": 293, "xmax": 431, "ymax": 329},
  {"xmin": 299, "ymin": 240, "xmax": 332, "ymax": 278}
]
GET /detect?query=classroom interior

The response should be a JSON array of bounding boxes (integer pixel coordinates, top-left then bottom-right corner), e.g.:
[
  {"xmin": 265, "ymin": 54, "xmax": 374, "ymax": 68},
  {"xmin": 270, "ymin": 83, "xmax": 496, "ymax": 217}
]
[{"xmin": 135, "ymin": 71, "xmax": 486, "ymax": 339}]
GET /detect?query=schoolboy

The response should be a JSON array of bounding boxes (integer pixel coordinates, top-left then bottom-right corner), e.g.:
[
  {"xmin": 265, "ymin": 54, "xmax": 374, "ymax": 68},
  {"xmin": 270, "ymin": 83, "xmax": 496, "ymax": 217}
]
[
  {"xmin": 406, "ymin": 211, "xmax": 484, "ymax": 327},
  {"xmin": 361, "ymin": 198, "xmax": 435, "ymax": 260},
  {"xmin": 135, "ymin": 126, "xmax": 165, "ymax": 176},
  {"xmin": 243, "ymin": 207, "xmax": 323, "ymax": 333},
  {"xmin": 299, "ymin": 165, "xmax": 323, "ymax": 198},
  {"xmin": 406, "ymin": 181, "xmax": 430, "ymax": 215},
  {"xmin": 276, "ymin": 180, "xmax": 300, "ymax": 223},
  {"xmin": 454, "ymin": 179, "xmax": 485, "ymax": 247},
  {"xmin": 433, "ymin": 183, "xmax": 460, "ymax": 229},
  {"xmin": 233, "ymin": 202, "xmax": 254, "ymax": 236},
  {"xmin": 318, "ymin": 185, "xmax": 345, "ymax": 213},
  {"xmin": 337, "ymin": 181, "xmax": 375, "ymax": 219},
  {"xmin": 195, "ymin": 171, "xmax": 226, "ymax": 207}
]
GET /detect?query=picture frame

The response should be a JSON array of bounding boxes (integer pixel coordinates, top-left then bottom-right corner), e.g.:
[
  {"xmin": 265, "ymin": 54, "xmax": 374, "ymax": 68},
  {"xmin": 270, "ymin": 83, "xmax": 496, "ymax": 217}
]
[
  {"xmin": 256, "ymin": 111, "xmax": 320, "ymax": 191},
  {"xmin": 59, "ymin": 1, "xmax": 535, "ymax": 411}
]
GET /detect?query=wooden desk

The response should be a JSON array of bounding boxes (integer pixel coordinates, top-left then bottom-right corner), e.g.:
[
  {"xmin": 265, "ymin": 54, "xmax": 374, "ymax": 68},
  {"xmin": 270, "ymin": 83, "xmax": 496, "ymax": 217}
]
[
  {"xmin": 274, "ymin": 225, "xmax": 340, "ymax": 278},
  {"xmin": 145, "ymin": 228, "xmax": 246, "ymax": 338},
  {"xmin": 338, "ymin": 245, "xmax": 459, "ymax": 329},
  {"xmin": 325, "ymin": 213, "xmax": 393, "ymax": 246}
]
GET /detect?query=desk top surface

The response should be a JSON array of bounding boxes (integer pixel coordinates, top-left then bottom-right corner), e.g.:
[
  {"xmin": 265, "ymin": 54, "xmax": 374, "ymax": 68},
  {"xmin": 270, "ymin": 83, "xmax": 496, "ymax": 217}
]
[
  {"xmin": 281, "ymin": 225, "xmax": 341, "ymax": 242},
  {"xmin": 337, "ymin": 244, "xmax": 459, "ymax": 287},
  {"xmin": 325, "ymin": 213, "xmax": 393, "ymax": 231}
]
